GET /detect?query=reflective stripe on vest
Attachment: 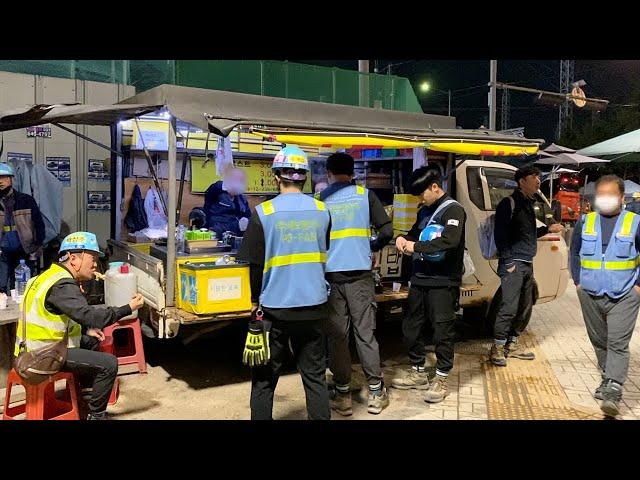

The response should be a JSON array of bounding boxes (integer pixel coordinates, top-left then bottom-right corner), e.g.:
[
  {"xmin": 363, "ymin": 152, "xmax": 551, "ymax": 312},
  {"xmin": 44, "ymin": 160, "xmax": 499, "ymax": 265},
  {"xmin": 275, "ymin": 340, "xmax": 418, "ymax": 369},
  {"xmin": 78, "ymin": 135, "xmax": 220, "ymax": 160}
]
[
  {"xmin": 579, "ymin": 210, "xmax": 640, "ymax": 299},
  {"xmin": 324, "ymin": 184, "xmax": 372, "ymax": 273},
  {"xmin": 257, "ymin": 193, "xmax": 330, "ymax": 308},
  {"xmin": 14, "ymin": 264, "xmax": 82, "ymax": 356}
]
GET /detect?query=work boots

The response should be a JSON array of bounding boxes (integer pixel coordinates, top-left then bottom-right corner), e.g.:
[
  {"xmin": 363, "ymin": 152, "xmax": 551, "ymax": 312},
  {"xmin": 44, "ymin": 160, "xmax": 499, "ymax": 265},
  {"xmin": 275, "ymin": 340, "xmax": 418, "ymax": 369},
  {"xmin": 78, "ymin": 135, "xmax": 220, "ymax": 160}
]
[
  {"xmin": 424, "ymin": 375, "xmax": 448, "ymax": 403},
  {"xmin": 505, "ymin": 339, "xmax": 535, "ymax": 360},
  {"xmin": 489, "ymin": 344, "xmax": 507, "ymax": 367},
  {"xmin": 391, "ymin": 367, "xmax": 430, "ymax": 390},
  {"xmin": 330, "ymin": 390, "xmax": 353, "ymax": 417},
  {"xmin": 600, "ymin": 379, "xmax": 623, "ymax": 418},
  {"xmin": 367, "ymin": 387, "xmax": 390, "ymax": 415}
]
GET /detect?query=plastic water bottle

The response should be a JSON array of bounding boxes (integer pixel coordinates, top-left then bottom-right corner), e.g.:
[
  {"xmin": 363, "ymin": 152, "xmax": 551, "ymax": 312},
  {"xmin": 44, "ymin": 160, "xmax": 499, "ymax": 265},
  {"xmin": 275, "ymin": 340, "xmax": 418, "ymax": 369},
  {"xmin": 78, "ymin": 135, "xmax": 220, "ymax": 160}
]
[
  {"xmin": 177, "ymin": 225, "xmax": 186, "ymax": 253},
  {"xmin": 15, "ymin": 259, "xmax": 31, "ymax": 297}
]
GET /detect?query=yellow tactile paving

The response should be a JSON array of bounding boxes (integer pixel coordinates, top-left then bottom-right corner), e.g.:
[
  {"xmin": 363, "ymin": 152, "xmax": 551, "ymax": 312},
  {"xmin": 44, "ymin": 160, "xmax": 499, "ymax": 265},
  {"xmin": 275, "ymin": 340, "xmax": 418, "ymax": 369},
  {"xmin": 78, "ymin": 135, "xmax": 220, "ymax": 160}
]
[{"xmin": 481, "ymin": 333, "xmax": 604, "ymax": 420}]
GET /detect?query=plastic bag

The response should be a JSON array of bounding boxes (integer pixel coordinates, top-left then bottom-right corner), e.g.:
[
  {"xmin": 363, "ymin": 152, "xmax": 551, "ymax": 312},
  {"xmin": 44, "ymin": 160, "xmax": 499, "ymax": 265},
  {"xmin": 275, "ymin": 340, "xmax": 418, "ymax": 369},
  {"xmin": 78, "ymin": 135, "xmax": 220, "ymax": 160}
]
[{"xmin": 462, "ymin": 249, "xmax": 476, "ymax": 279}]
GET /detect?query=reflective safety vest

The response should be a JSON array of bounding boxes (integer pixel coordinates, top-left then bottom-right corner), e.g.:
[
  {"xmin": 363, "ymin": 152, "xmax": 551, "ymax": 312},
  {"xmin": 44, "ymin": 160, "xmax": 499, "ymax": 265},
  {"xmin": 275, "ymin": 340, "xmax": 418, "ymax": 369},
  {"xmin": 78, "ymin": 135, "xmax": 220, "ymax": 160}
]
[
  {"xmin": 323, "ymin": 184, "xmax": 371, "ymax": 273},
  {"xmin": 579, "ymin": 210, "xmax": 640, "ymax": 299},
  {"xmin": 14, "ymin": 264, "xmax": 82, "ymax": 356},
  {"xmin": 257, "ymin": 193, "xmax": 331, "ymax": 308}
]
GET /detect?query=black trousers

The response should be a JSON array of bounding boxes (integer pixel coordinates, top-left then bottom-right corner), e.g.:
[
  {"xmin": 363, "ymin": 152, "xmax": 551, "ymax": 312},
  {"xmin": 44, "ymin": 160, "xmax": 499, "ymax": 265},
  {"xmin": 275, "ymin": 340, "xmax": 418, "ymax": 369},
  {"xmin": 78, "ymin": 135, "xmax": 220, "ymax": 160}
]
[
  {"xmin": 250, "ymin": 317, "xmax": 330, "ymax": 420},
  {"xmin": 493, "ymin": 261, "xmax": 534, "ymax": 341},
  {"xmin": 62, "ymin": 335, "xmax": 118, "ymax": 414},
  {"xmin": 403, "ymin": 285, "xmax": 458, "ymax": 374}
]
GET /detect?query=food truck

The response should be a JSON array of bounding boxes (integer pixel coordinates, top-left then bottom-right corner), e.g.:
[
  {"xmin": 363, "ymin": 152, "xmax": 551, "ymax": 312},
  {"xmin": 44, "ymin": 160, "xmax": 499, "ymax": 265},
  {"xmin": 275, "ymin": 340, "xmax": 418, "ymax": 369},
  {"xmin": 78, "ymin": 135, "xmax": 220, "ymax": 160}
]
[{"xmin": 0, "ymin": 84, "xmax": 568, "ymax": 342}]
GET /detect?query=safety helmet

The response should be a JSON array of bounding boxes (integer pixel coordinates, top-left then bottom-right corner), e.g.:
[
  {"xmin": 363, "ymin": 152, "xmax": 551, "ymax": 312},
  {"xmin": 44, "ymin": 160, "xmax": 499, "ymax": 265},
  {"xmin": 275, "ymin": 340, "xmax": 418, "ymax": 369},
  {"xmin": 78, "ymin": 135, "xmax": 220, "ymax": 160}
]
[
  {"xmin": 0, "ymin": 163, "xmax": 15, "ymax": 177},
  {"xmin": 272, "ymin": 146, "xmax": 310, "ymax": 180},
  {"xmin": 59, "ymin": 231, "xmax": 105, "ymax": 258},
  {"xmin": 418, "ymin": 224, "xmax": 446, "ymax": 262}
]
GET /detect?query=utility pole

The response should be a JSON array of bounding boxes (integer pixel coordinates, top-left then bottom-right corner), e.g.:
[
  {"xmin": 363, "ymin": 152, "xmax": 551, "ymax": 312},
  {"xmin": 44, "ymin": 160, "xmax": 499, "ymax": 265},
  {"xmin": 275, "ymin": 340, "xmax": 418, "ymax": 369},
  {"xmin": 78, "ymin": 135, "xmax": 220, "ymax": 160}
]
[
  {"xmin": 447, "ymin": 90, "xmax": 452, "ymax": 116},
  {"xmin": 358, "ymin": 60, "xmax": 370, "ymax": 107},
  {"xmin": 501, "ymin": 88, "xmax": 510, "ymax": 130},
  {"xmin": 558, "ymin": 60, "xmax": 575, "ymax": 139},
  {"xmin": 489, "ymin": 60, "xmax": 498, "ymax": 130}
]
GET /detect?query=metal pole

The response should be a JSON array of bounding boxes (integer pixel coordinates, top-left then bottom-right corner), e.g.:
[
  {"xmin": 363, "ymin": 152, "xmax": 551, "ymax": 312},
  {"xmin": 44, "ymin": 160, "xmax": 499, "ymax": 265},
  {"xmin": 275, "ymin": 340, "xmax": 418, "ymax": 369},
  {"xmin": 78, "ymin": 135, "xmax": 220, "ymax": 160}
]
[
  {"xmin": 448, "ymin": 90, "xmax": 452, "ymax": 116},
  {"xmin": 166, "ymin": 115, "xmax": 177, "ymax": 308},
  {"xmin": 489, "ymin": 60, "xmax": 497, "ymax": 130},
  {"xmin": 358, "ymin": 60, "xmax": 370, "ymax": 107}
]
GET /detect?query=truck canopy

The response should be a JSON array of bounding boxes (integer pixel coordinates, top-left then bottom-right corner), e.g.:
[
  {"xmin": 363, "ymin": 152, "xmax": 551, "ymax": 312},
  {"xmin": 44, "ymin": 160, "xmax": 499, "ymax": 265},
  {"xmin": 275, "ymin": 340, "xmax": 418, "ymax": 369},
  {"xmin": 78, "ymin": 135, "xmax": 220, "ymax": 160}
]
[{"xmin": 0, "ymin": 84, "xmax": 543, "ymax": 155}]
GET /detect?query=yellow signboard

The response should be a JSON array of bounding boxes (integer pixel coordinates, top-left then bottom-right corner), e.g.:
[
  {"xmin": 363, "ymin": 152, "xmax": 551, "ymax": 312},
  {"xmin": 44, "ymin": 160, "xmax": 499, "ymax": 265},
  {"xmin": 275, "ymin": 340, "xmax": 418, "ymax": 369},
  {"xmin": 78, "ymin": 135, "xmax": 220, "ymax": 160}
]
[{"xmin": 190, "ymin": 156, "xmax": 312, "ymax": 194}]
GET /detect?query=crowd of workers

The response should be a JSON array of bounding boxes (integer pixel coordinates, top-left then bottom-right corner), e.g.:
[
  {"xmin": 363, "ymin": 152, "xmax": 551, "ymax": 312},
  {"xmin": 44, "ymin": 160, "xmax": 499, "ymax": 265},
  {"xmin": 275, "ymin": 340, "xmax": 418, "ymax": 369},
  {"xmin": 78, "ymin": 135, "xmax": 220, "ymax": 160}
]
[{"xmin": 7, "ymin": 144, "xmax": 640, "ymax": 420}]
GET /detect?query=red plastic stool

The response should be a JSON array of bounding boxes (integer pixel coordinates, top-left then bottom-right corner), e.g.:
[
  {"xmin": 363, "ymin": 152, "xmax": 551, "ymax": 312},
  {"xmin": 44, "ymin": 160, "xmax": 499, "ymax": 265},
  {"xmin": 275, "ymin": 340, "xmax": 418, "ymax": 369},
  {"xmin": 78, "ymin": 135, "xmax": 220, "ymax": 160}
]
[
  {"xmin": 98, "ymin": 336, "xmax": 120, "ymax": 405},
  {"xmin": 3, "ymin": 369, "xmax": 81, "ymax": 420},
  {"xmin": 103, "ymin": 317, "xmax": 147, "ymax": 374}
]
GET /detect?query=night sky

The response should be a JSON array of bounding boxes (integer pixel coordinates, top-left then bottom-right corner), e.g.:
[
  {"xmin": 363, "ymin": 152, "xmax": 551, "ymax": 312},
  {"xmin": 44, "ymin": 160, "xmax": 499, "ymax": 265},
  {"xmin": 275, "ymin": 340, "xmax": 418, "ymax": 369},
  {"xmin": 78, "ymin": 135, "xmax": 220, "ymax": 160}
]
[{"xmin": 297, "ymin": 60, "xmax": 640, "ymax": 145}]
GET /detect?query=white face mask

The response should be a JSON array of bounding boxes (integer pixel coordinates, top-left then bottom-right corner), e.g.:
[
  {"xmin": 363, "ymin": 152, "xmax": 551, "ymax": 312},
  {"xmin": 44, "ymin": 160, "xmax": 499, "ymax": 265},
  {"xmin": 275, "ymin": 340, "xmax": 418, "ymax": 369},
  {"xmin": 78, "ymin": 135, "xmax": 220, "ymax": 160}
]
[{"xmin": 595, "ymin": 195, "xmax": 621, "ymax": 215}]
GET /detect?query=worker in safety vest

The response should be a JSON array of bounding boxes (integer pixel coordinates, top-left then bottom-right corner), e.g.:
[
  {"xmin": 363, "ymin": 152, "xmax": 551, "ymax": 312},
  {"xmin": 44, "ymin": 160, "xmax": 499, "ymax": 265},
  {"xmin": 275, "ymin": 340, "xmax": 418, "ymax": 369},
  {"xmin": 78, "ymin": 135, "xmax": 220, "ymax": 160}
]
[
  {"xmin": 319, "ymin": 152, "xmax": 393, "ymax": 416},
  {"xmin": 571, "ymin": 175, "xmax": 640, "ymax": 418},
  {"xmin": 237, "ymin": 146, "xmax": 332, "ymax": 420},
  {"xmin": 15, "ymin": 231, "xmax": 144, "ymax": 420}
]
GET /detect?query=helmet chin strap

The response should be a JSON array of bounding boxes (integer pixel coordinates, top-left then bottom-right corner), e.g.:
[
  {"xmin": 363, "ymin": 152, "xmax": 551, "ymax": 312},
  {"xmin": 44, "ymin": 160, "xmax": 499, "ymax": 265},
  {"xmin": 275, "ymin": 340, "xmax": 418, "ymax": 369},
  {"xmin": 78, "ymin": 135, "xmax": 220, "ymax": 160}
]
[{"xmin": 71, "ymin": 252, "xmax": 85, "ymax": 275}]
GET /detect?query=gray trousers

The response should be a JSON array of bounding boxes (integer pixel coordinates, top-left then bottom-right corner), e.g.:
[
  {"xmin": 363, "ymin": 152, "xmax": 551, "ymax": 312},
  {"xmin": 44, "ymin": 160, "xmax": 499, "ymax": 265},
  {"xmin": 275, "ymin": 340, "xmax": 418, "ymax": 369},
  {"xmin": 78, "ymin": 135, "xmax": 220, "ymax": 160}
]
[
  {"xmin": 326, "ymin": 276, "xmax": 383, "ymax": 388},
  {"xmin": 577, "ymin": 287, "xmax": 640, "ymax": 385}
]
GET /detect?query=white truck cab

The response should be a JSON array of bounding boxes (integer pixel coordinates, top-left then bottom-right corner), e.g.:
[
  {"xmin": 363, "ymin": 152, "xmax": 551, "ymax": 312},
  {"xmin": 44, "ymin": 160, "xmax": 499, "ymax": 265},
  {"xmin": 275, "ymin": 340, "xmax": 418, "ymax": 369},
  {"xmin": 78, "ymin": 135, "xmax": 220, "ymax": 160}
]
[{"xmin": 453, "ymin": 159, "xmax": 569, "ymax": 327}]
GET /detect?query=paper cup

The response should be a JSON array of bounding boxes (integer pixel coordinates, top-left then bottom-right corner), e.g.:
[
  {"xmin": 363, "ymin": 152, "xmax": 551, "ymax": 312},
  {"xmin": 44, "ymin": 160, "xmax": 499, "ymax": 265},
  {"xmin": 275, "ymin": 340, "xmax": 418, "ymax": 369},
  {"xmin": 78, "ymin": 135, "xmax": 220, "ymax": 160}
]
[
  {"xmin": 10, "ymin": 289, "xmax": 16, "ymax": 301},
  {"xmin": 392, "ymin": 282, "xmax": 402, "ymax": 293},
  {"xmin": 0, "ymin": 294, "xmax": 7, "ymax": 309}
]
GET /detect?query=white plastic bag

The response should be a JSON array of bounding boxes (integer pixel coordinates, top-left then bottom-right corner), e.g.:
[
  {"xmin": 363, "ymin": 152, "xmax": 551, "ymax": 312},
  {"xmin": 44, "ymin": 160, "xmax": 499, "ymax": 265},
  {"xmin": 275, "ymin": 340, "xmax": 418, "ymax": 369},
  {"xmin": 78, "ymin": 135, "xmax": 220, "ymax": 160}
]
[{"xmin": 462, "ymin": 249, "xmax": 476, "ymax": 279}]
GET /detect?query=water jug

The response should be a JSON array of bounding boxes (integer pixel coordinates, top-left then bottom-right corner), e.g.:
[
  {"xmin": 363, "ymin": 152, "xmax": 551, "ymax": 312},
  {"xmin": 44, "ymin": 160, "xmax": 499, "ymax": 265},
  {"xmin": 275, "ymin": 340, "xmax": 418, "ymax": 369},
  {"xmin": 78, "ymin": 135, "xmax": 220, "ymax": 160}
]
[{"xmin": 104, "ymin": 263, "xmax": 138, "ymax": 320}]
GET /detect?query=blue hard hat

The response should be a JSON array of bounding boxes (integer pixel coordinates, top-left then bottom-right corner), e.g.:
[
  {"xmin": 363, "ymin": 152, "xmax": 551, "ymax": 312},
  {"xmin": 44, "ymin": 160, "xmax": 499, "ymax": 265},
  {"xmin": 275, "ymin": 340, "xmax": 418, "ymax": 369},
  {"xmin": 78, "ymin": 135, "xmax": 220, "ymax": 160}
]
[
  {"xmin": 59, "ymin": 231, "xmax": 105, "ymax": 257},
  {"xmin": 272, "ymin": 146, "xmax": 310, "ymax": 176},
  {"xmin": 0, "ymin": 163, "xmax": 15, "ymax": 177},
  {"xmin": 418, "ymin": 224, "xmax": 445, "ymax": 261}
]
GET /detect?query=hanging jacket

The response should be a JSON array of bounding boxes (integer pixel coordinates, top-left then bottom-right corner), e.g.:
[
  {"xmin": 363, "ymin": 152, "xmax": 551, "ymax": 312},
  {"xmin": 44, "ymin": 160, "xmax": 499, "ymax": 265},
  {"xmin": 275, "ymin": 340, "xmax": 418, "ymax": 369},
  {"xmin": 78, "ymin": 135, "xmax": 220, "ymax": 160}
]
[
  {"xmin": 578, "ymin": 210, "xmax": 640, "ymax": 299},
  {"xmin": 124, "ymin": 184, "xmax": 149, "ymax": 232},
  {"xmin": 11, "ymin": 161, "xmax": 61, "ymax": 245}
]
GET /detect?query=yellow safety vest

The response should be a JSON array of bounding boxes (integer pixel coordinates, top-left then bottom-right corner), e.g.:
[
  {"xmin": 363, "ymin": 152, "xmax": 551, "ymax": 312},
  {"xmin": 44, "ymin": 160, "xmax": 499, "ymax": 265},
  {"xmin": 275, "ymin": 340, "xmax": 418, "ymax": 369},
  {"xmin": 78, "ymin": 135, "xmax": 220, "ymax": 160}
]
[{"xmin": 14, "ymin": 264, "xmax": 82, "ymax": 356}]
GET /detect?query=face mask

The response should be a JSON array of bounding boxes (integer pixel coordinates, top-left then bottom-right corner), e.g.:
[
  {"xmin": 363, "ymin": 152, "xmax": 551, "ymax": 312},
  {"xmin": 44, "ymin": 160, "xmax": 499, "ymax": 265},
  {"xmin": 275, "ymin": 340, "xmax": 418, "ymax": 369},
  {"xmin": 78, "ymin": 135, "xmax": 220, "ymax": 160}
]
[{"xmin": 595, "ymin": 195, "xmax": 620, "ymax": 215}]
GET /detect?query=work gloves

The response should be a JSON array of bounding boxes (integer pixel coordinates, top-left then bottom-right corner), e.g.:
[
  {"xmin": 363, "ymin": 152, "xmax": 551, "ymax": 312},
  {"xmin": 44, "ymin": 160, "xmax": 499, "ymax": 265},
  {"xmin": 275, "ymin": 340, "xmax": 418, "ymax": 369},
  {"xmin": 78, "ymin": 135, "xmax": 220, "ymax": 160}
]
[{"xmin": 242, "ymin": 310, "xmax": 270, "ymax": 367}]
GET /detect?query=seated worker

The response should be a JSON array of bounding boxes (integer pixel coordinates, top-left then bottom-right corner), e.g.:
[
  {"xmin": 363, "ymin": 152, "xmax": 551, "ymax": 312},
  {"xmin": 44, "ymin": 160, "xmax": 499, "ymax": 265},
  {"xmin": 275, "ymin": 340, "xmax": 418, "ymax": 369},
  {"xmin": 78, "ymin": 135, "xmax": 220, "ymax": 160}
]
[
  {"xmin": 203, "ymin": 167, "xmax": 252, "ymax": 239},
  {"xmin": 14, "ymin": 231, "xmax": 144, "ymax": 420},
  {"xmin": 0, "ymin": 163, "xmax": 45, "ymax": 293}
]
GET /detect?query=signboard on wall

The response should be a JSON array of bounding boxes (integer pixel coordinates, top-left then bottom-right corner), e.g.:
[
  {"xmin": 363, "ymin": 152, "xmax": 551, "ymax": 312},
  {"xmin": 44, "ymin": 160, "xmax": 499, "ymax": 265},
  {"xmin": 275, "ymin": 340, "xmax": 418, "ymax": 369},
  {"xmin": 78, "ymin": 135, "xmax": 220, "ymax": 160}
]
[
  {"xmin": 88, "ymin": 159, "xmax": 110, "ymax": 182},
  {"xmin": 87, "ymin": 191, "xmax": 110, "ymax": 211},
  {"xmin": 26, "ymin": 125, "xmax": 52, "ymax": 138},
  {"xmin": 46, "ymin": 156, "xmax": 71, "ymax": 186},
  {"xmin": 190, "ymin": 156, "xmax": 312, "ymax": 194}
]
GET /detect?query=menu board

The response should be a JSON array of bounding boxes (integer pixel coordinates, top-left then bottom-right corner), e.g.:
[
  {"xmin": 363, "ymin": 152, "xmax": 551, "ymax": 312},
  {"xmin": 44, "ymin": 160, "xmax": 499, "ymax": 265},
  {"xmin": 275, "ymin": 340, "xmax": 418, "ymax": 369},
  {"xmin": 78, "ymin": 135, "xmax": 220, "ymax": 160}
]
[{"xmin": 190, "ymin": 156, "xmax": 311, "ymax": 194}]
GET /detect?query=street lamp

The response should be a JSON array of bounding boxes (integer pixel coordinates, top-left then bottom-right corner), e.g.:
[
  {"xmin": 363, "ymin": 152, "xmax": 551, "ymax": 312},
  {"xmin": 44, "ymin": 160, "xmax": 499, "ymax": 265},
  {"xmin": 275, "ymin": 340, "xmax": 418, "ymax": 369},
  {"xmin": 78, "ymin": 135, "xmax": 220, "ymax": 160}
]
[{"xmin": 418, "ymin": 82, "xmax": 452, "ymax": 116}]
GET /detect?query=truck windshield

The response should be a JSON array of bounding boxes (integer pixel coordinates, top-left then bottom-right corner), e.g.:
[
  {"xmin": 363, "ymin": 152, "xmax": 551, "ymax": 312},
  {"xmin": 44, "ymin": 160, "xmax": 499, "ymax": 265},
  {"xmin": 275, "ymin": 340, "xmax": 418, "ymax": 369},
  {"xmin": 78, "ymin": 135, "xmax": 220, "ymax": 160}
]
[{"xmin": 483, "ymin": 167, "xmax": 518, "ymax": 210}]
